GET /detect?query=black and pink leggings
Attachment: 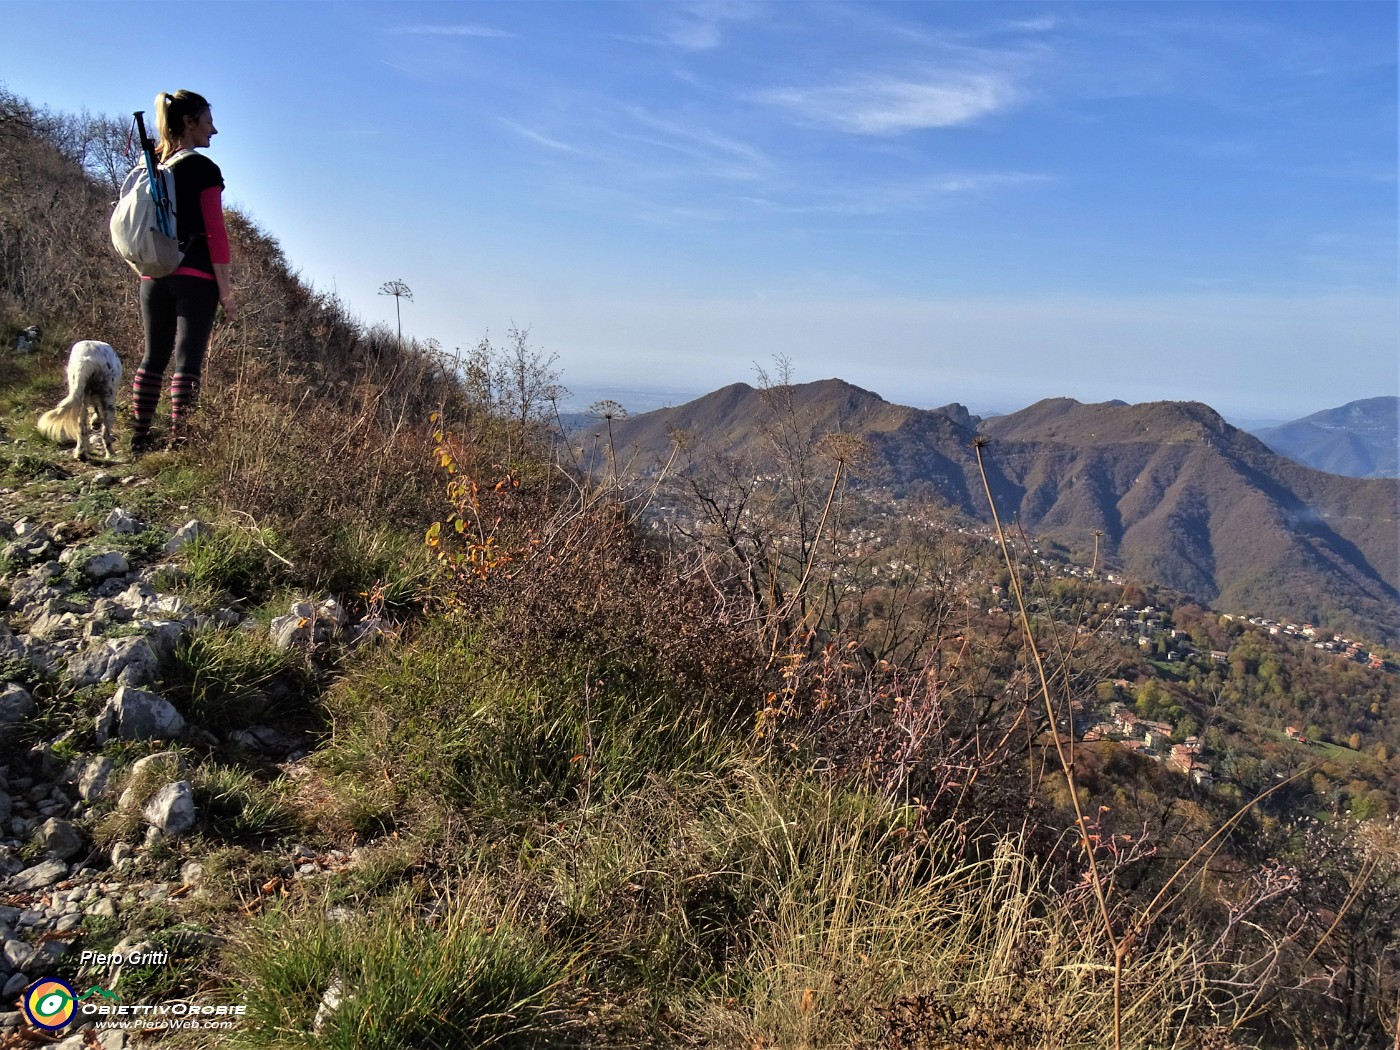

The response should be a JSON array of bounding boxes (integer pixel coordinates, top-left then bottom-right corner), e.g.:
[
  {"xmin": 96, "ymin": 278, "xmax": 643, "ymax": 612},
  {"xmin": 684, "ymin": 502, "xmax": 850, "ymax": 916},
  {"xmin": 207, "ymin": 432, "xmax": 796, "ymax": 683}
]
[{"xmin": 135, "ymin": 274, "xmax": 218, "ymax": 437}]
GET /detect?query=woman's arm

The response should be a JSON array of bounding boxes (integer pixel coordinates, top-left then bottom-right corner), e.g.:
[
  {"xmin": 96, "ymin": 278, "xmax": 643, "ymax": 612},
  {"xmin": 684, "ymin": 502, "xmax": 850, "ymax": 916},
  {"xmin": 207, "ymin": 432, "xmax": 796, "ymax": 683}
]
[
  {"xmin": 200, "ymin": 185, "xmax": 239, "ymax": 319},
  {"xmin": 212, "ymin": 263, "xmax": 237, "ymax": 319}
]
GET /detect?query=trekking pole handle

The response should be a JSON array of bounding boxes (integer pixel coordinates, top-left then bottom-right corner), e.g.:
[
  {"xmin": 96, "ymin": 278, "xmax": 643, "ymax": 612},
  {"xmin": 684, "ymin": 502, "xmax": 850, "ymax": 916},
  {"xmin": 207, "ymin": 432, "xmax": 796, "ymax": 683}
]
[{"xmin": 132, "ymin": 111, "xmax": 155, "ymax": 154}]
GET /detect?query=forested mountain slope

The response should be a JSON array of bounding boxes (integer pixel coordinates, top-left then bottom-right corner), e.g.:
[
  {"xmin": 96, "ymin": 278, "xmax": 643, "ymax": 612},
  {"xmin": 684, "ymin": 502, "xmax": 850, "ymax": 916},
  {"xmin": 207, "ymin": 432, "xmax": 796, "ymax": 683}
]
[
  {"xmin": 1252, "ymin": 396, "xmax": 1399, "ymax": 478},
  {"xmin": 607, "ymin": 385, "xmax": 1400, "ymax": 641}
]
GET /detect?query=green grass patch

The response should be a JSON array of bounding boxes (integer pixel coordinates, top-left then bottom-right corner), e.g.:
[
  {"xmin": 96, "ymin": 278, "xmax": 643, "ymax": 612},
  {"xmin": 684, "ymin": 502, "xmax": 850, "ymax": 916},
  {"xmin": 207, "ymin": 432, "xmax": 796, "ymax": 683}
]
[
  {"xmin": 147, "ymin": 459, "xmax": 219, "ymax": 505},
  {"xmin": 193, "ymin": 764, "xmax": 300, "ymax": 842},
  {"xmin": 69, "ymin": 486, "xmax": 120, "ymax": 521},
  {"xmin": 74, "ymin": 914, "xmax": 124, "ymax": 961},
  {"xmin": 319, "ymin": 621, "xmax": 749, "ymax": 828},
  {"xmin": 92, "ymin": 750, "xmax": 188, "ymax": 847},
  {"xmin": 231, "ymin": 894, "xmax": 579, "ymax": 1049},
  {"xmin": 116, "ymin": 924, "xmax": 221, "ymax": 1004},
  {"xmin": 1146, "ymin": 659, "xmax": 1188, "ymax": 681},
  {"xmin": 160, "ymin": 624, "xmax": 319, "ymax": 731},
  {"xmin": 302, "ymin": 522, "xmax": 435, "ymax": 617},
  {"xmin": 2, "ymin": 676, "xmax": 75, "ymax": 752},
  {"xmin": 303, "ymin": 771, "xmax": 399, "ymax": 841},
  {"xmin": 178, "ymin": 525, "xmax": 293, "ymax": 605},
  {"xmin": 4, "ymin": 449, "xmax": 64, "ymax": 483},
  {"xmin": 0, "ymin": 350, "xmax": 63, "ymax": 419},
  {"xmin": 1309, "ymin": 739, "xmax": 1364, "ymax": 764},
  {"xmin": 90, "ymin": 521, "xmax": 170, "ymax": 563}
]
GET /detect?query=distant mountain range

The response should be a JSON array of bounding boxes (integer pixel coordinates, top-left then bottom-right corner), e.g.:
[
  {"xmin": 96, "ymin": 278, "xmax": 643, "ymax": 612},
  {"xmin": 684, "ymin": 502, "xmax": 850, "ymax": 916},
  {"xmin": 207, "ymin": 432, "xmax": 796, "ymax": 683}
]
[
  {"xmin": 596, "ymin": 380, "xmax": 1400, "ymax": 643},
  {"xmin": 1249, "ymin": 397, "xmax": 1398, "ymax": 479}
]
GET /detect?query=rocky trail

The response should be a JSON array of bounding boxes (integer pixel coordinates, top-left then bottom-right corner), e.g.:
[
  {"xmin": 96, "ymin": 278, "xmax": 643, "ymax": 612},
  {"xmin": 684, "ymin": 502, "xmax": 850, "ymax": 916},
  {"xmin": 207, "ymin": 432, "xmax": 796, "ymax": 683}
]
[{"xmin": 0, "ymin": 435, "xmax": 385, "ymax": 1048}]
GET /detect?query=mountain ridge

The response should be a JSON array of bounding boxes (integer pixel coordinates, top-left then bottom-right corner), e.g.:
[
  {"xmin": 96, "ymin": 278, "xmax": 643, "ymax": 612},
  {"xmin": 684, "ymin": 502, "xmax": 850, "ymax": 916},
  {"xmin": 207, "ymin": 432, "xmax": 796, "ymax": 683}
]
[
  {"xmin": 1251, "ymin": 396, "xmax": 1399, "ymax": 478},
  {"xmin": 600, "ymin": 382, "xmax": 1400, "ymax": 642}
]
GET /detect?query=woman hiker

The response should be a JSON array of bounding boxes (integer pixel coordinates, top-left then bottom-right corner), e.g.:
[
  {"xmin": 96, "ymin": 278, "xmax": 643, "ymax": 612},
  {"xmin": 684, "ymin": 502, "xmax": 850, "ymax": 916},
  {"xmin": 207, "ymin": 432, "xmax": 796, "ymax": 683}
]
[{"xmin": 130, "ymin": 89, "xmax": 238, "ymax": 455}]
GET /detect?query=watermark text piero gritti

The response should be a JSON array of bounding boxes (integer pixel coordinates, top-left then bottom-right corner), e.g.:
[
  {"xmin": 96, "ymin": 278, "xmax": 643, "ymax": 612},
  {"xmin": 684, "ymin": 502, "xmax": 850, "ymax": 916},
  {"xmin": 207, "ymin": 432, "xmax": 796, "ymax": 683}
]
[{"xmin": 79, "ymin": 948, "xmax": 171, "ymax": 966}]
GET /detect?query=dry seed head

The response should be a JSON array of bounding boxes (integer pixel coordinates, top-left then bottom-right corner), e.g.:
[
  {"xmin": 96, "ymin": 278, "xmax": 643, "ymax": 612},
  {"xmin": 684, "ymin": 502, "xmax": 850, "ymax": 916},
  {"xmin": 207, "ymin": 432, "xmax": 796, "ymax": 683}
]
[{"xmin": 1357, "ymin": 814, "xmax": 1400, "ymax": 867}]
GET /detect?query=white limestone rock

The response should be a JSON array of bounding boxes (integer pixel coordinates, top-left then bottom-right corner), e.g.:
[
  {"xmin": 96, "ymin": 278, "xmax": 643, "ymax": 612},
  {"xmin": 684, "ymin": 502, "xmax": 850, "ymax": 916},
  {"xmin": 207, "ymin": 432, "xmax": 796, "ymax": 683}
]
[
  {"xmin": 67, "ymin": 636, "xmax": 159, "ymax": 687},
  {"xmin": 6, "ymin": 858, "xmax": 67, "ymax": 892},
  {"xmin": 34, "ymin": 819, "xmax": 84, "ymax": 861},
  {"xmin": 0, "ymin": 684, "xmax": 34, "ymax": 724},
  {"xmin": 81, "ymin": 551, "xmax": 129, "ymax": 580},
  {"xmin": 76, "ymin": 757, "xmax": 115, "ymax": 801},
  {"xmin": 94, "ymin": 686, "xmax": 185, "ymax": 744},
  {"xmin": 103, "ymin": 508, "xmax": 140, "ymax": 534},
  {"xmin": 163, "ymin": 519, "xmax": 209, "ymax": 554},
  {"xmin": 142, "ymin": 782, "xmax": 195, "ymax": 837}
]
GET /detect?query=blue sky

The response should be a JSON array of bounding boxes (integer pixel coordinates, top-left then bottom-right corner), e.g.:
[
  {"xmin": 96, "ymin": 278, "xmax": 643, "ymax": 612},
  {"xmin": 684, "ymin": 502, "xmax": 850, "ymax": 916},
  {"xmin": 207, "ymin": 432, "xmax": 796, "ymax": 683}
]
[{"xmin": 2, "ymin": 1, "xmax": 1395, "ymax": 421}]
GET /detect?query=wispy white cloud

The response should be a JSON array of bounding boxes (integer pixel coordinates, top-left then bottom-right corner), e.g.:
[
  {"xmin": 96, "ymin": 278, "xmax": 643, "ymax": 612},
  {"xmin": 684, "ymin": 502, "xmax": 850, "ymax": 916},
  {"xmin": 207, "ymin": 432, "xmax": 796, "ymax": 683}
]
[
  {"xmin": 664, "ymin": 19, "xmax": 723, "ymax": 52},
  {"xmin": 394, "ymin": 24, "xmax": 517, "ymax": 39},
  {"xmin": 1001, "ymin": 15, "xmax": 1060, "ymax": 34},
  {"xmin": 500, "ymin": 120, "xmax": 581, "ymax": 154},
  {"xmin": 742, "ymin": 171, "xmax": 1052, "ymax": 217},
  {"xmin": 612, "ymin": 106, "xmax": 771, "ymax": 180},
  {"xmin": 658, "ymin": 0, "xmax": 760, "ymax": 52},
  {"xmin": 760, "ymin": 70, "xmax": 1022, "ymax": 134}
]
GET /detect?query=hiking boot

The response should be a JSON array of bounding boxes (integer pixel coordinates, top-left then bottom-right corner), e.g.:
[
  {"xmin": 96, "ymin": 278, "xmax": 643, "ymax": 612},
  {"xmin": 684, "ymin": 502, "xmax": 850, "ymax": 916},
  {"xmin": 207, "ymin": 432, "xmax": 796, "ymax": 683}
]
[{"xmin": 128, "ymin": 433, "xmax": 157, "ymax": 458}]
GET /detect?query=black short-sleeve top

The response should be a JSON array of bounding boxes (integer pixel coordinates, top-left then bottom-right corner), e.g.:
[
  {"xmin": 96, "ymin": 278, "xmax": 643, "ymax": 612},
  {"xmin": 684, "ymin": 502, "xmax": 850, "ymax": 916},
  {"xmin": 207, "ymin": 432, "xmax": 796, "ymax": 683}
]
[{"xmin": 169, "ymin": 152, "xmax": 224, "ymax": 277}]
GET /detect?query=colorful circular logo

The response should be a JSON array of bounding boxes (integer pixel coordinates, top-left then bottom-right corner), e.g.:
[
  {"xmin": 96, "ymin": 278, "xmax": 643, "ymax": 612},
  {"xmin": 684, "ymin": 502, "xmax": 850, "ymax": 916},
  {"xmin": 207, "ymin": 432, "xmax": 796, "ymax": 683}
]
[{"xmin": 23, "ymin": 978, "xmax": 77, "ymax": 1031}]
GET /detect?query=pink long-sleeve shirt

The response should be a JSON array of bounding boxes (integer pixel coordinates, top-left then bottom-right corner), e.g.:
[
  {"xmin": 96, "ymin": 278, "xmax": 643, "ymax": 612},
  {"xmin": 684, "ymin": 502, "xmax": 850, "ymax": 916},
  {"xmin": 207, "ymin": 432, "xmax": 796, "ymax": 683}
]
[{"xmin": 166, "ymin": 185, "xmax": 229, "ymax": 280}]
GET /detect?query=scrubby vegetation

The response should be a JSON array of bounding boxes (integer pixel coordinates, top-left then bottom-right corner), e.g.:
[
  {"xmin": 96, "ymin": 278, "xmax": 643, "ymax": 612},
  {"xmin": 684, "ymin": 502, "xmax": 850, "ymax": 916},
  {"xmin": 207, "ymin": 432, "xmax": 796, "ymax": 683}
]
[{"xmin": 3, "ymin": 85, "xmax": 1399, "ymax": 1048}]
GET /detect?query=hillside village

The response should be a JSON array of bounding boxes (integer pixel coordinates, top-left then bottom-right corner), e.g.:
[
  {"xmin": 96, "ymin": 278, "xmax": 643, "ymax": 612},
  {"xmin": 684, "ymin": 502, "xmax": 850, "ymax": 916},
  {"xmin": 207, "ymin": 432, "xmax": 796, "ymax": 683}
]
[
  {"xmin": 648, "ymin": 483, "xmax": 1397, "ymax": 800},
  {"xmin": 647, "ymin": 472, "xmax": 1397, "ymax": 676},
  {"xmin": 1005, "ymin": 556, "xmax": 1394, "ymax": 785}
]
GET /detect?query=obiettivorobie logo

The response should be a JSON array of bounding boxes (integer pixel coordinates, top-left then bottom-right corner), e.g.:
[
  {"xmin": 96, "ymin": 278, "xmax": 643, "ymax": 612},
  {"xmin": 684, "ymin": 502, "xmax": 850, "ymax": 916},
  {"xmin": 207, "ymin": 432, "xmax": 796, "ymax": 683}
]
[
  {"xmin": 22, "ymin": 981, "xmax": 121, "ymax": 1031},
  {"xmin": 22, "ymin": 977, "xmax": 244, "ymax": 1033},
  {"xmin": 22, "ymin": 978, "xmax": 79, "ymax": 1031}
]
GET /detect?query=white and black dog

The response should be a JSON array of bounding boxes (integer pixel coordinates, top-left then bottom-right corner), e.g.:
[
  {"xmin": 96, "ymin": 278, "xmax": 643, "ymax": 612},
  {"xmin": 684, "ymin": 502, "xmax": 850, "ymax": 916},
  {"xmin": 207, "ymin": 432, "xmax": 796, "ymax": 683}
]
[{"xmin": 37, "ymin": 340, "xmax": 122, "ymax": 461}]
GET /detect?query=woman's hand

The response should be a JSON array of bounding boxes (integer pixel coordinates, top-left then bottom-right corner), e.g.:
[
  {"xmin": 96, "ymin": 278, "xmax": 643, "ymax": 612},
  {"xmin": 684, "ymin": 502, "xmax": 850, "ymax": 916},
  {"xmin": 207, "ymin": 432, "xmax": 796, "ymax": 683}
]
[{"xmin": 212, "ymin": 262, "xmax": 237, "ymax": 320}]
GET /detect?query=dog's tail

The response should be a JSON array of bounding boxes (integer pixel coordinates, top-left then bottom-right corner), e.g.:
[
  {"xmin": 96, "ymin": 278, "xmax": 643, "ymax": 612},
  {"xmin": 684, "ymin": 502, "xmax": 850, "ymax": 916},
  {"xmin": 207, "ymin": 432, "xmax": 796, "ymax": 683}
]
[{"xmin": 37, "ymin": 392, "xmax": 85, "ymax": 446}]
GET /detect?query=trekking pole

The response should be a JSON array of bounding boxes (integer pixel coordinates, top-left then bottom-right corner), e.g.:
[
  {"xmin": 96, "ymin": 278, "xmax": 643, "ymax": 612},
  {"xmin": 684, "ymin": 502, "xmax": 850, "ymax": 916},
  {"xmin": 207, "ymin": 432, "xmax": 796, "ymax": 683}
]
[{"xmin": 132, "ymin": 110, "xmax": 175, "ymax": 238}]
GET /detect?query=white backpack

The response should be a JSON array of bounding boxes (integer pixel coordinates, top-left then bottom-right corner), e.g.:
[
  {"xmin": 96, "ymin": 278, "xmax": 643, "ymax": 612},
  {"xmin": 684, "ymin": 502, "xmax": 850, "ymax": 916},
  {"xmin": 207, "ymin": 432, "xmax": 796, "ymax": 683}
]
[{"xmin": 109, "ymin": 151, "xmax": 194, "ymax": 278}]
